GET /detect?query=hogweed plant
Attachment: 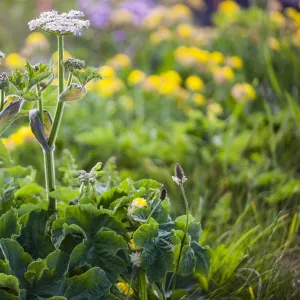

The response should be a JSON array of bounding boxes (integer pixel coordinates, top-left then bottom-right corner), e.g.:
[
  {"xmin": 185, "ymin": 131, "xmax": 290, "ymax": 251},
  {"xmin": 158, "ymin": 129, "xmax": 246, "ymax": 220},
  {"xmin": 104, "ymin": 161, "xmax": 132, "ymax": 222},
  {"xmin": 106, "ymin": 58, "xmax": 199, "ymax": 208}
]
[{"xmin": 0, "ymin": 10, "xmax": 210, "ymax": 299}]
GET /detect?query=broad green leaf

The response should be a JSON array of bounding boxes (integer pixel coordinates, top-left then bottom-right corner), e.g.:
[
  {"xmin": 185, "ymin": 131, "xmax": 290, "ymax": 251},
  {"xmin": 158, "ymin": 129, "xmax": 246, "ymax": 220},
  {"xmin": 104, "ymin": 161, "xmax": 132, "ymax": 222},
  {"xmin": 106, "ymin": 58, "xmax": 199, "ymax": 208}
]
[
  {"xmin": 134, "ymin": 220, "xmax": 179, "ymax": 281},
  {"xmin": 0, "ymin": 239, "xmax": 32, "ymax": 288},
  {"xmin": 191, "ymin": 241, "xmax": 210, "ymax": 276},
  {"xmin": 16, "ymin": 210, "xmax": 55, "ymax": 259},
  {"xmin": 24, "ymin": 259, "xmax": 47, "ymax": 284},
  {"xmin": 49, "ymin": 187, "xmax": 79, "ymax": 204},
  {"xmin": 98, "ymin": 187, "xmax": 128, "ymax": 208},
  {"xmin": 0, "ymin": 139, "xmax": 11, "ymax": 162},
  {"xmin": 178, "ymin": 245, "xmax": 195, "ymax": 276},
  {"xmin": 0, "ymin": 290, "xmax": 19, "ymax": 300},
  {"xmin": 8, "ymin": 70, "xmax": 26, "ymax": 91},
  {"xmin": 69, "ymin": 230, "xmax": 127, "ymax": 282},
  {"xmin": 65, "ymin": 268, "xmax": 111, "ymax": 300},
  {"xmin": 0, "ymin": 273, "xmax": 19, "ymax": 296},
  {"xmin": 14, "ymin": 183, "xmax": 45, "ymax": 204},
  {"xmin": 25, "ymin": 61, "xmax": 52, "ymax": 90},
  {"xmin": 59, "ymin": 83, "xmax": 86, "ymax": 102},
  {"xmin": 0, "ymin": 209, "xmax": 20, "ymax": 239}
]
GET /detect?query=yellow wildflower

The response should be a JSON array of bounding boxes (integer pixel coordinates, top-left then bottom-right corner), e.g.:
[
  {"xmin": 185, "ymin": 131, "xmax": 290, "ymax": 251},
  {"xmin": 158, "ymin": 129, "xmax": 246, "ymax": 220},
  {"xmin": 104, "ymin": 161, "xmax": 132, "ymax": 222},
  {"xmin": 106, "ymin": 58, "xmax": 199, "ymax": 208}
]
[
  {"xmin": 132, "ymin": 198, "xmax": 147, "ymax": 208},
  {"xmin": 212, "ymin": 66, "xmax": 234, "ymax": 84},
  {"xmin": 292, "ymin": 28, "xmax": 300, "ymax": 47},
  {"xmin": 185, "ymin": 75, "xmax": 204, "ymax": 92},
  {"xmin": 268, "ymin": 37, "xmax": 280, "ymax": 51},
  {"xmin": 5, "ymin": 53, "xmax": 26, "ymax": 69},
  {"xmin": 176, "ymin": 23, "xmax": 193, "ymax": 39},
  {"xmin": 96, "ymin": 77, "xmax": 124, "ymax": 98},
  {"xmin": 270, "ymin": 11, "xmax": 286, "ymax": 28},
  {"xmin": 142, "ymin": 74, "xmax": 161, "ymax": 92},
  {"xmin": 192, "ymin": 93, "xmax": 206, "ymax": 106},
  {"xmin": 128, "ymin": 70, "xmax": 146, "ymax": 86},
  {"xmin": 2, "ymin": 127, "xmax": 34, "ymax": 151},
  {"xmin": 129, "ymin": 239, "xmax": 141, "ymax": 251},
  {"xmin": 170, "ymin": 4, "xmax": 192, "ymax": 21},
  {"xmin": 111, "ymin": 9, "xmax": 135, "ymax": 26},
  {"xmin": 186, "ymin": 0, "xmax": 206, "ymax": 11},
  {"xmin": 226, "ymin": 56, "xmax": 243, "ymax": 69},
  {"xmin": 25, "ymin": 32, "xmax": 49, "ymax": 50},
  {"xmin": 209, "ymin": 51, "xmax": 224, "ymax": 64},
  {"xmin": 98, "ymin": 65, "xmax": 115, "ymax": 79},
  {"xmin": 107, "ymin": 53, "xmax": 131, "ymax": 70},
  {"xmin": 117, "ymin": 282, "xmax": 134, "ymax": 296},
  {"xmin": 143, "ymin": 7, "xmax": 165, "ymax": 29},
  {"xmin": 159, "ymin": 71, "xmax": 181, "ymax": 95},
  {"xmin": 231, "ymin": 83, "xmax": 256, "ymax": 102},
  {"xmin": 150, "ymin": 27, "xmax": 172, "ymax": 45},
  {"xmin": 207, "ymin": 102, "xmax": 223, "ymax": 121},
  {"xmin": 218, "ymin": 0, "xmax": 240, "ymax": 15}
]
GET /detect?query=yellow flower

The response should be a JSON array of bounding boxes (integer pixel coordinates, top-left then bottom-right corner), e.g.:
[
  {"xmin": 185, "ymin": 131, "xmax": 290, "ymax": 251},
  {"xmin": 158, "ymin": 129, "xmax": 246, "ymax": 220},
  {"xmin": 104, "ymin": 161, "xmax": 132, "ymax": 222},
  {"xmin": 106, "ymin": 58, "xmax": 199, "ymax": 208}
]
[
  {"xmin": 207, "ymin": 102, "xmax": 223, "ymax": 121},
  {"xmin": 111, "ymin": 9, "xmax": 135, "ymax": 26},
  {"xmin": 159, "ymin": 71, "xmax": 182, "ymax": 95},
  {"xmin": 96, "ymin": 77, "xmax": 124, "ymax": 97},
  {"xmin": 185, "ymin": 75, "xmax": 204, "ymax": 92},
  {"xmin": 292, "ymin": 28, "xmax": 300, "ymax": 47},
  {"xmin": 143, "ymin": 7, "xmax": 165, "ymax": 29},
  {"xmin": 150, "ymin": 27, "xmax": 172, "ymax": 45},
  {"xmin": 192, "ymin": 93, "xmax": 206, "ymax": 106},
  {"xmin": 5, "ymin": 53, "xmax": 26, "ymax": 69},
  {"xmin": 209, "ymin": 51, "xmax": 224, "ymax": 64},
  {"xmin": 171, "ymin": 4, "xmax": 192, "ymax": 21},
  {"xmin": 129, "ymin": 239, "xmax": 141, "ymax": 251},
  {"xmin": 218, "ymin": 0, "xmax": 240, "ymax": 15},
  {"xmin": 117, "ymin": 282, "xmax": 134, "ymax": 296},
  {"xmin": 231, "ymin": 83, "xmax": 256, "ymax": 102},
  {"xmin": 176, "ymin": 23, "xmax": 193, "ymax": 39},
  {"xmin": 107, "ymin": 53, "xmax": 131, "ymax": 70},
  {"xmin": 52, "ymin": 50, "xmax": 72, "ymax": 62},
  {"xmin": 186, "ymin": 0, "xmax": 206, "ymax": 11},
  {"xmin": 132, "ymin": 198, "xmax": 147, "ymax": 208},
  {"xmin": 270, "ymin": 11, "xmax": 286, "ymax": 28},
  {"xmin": 267, "ymin": 37, "xmax": 280, "ymax": 51},
  {"xmin": 143, "ymin": 74, "xmax": 161, "ymax": 92},
  {"xmin": 226, "ymin": 56, "xmax": 243, "ymax": 69},
  {"xmin": 128, "ymin": 70, "xmax": 146, "ymax": 86},
  {"xmin": 25, "ymin": 32, "xmax": 49, "ymax": 50},
  {"xmin": 2, "ymin": 126, "xmax": 34, "ymax": 151},
  {"xmin": 98, "ymin": 65, "xmax": 116, "ymax": 79},
  {"xmin": 212, "ymin": 66, "xmax": 234, "ymax": 84}
]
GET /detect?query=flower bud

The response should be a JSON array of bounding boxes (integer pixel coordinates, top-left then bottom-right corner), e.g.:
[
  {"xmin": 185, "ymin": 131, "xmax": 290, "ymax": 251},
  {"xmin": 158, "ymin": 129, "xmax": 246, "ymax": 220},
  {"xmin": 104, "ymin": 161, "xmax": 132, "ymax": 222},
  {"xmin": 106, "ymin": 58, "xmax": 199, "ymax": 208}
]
[
  {"xmin": 59, "ymin": 83, "xmax": 87, "ymax": 102},
  {"xmin": 160, "ymin": 188, "xmax": 167, "ymax": 200},
  {"xmin": 0, "ymin": 73, "xmax": 9, "ymax": 93},
  {"xmin": 29, "ymin": 109, "xmax": 52, "ymax": 152},
  {"xmin": 0, "ymin": 96, "xmax": 23, "ymax": 124},
  {"xmin": 62, "ymin": 58, "xmax": 86, "ymax": 72},
  {"xmin": 172, "ymin": 163, "xmax": 187, "ymax": 185}
]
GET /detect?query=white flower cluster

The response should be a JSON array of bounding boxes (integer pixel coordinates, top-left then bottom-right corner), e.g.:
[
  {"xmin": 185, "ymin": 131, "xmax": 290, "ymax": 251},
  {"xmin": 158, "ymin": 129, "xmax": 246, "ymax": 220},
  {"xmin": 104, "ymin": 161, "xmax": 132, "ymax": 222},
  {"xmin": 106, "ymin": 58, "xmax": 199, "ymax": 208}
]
[
  {"xmin": 129, "ymin": 252, "xmax": 142, "ymax": 267},
  {"xmin": 28, "ymin": 10, "xmax": 90, "ymax": 36}
]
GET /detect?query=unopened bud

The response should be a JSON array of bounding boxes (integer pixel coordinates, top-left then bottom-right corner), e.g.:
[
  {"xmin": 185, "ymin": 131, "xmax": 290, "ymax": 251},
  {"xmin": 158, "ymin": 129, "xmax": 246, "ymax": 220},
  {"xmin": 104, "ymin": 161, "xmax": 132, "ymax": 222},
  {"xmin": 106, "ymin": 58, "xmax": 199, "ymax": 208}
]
[
  {"xmin": 62, "ymin": 58, "xmax": 86, "ymax": 72},
  {"xmin": 160, "ymin": 188, "xmax": 167, "ymax": 200},
  {"xmin": 0, "ymin": 96, "xmax": 23, "ymax": 124},
  {"xmin": 172, "ymin": 163, "xmax": 187, "ymax": 185},
  {"xmin": 59, "ymin": 83, "xmax": 86, "ymax": 102}
]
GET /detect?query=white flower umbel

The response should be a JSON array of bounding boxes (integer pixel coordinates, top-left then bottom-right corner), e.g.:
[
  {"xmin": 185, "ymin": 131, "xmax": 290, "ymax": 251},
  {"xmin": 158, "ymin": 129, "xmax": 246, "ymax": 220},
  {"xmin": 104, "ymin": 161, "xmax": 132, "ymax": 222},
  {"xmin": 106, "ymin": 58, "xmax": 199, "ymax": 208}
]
[
  {"xmin": 28, "ymin": 10, "xmax": 90, "ymax": 36},
  {"xmin": 129, "ymin": 252, "xmax": 142, "ymax": 268}
]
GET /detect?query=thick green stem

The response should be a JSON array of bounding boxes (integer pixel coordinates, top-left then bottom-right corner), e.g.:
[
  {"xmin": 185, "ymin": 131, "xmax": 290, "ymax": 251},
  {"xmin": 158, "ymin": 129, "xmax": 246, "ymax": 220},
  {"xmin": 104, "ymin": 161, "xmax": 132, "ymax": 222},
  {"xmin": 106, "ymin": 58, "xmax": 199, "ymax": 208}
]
[
  {"xmin": 48, "ymin": 35, "xmax": 64, "ymax": 148},
  {"xmin": 44, "ymin": 150, "xmax": 56, "ymax": 213},
  {"xmin": 0, "ymin": 90, "xmax": 5, "ymax": 111},
  {"xmin": 44, "ymin": 35, "xmax": 64, "ymax": 214},
  {"xmin": 169, "ymin": 184, "xmax": 189, "ymax": 298},
  {"xmin": 138, "ymin": 269, "xmax": 148, "ymax": 300}
]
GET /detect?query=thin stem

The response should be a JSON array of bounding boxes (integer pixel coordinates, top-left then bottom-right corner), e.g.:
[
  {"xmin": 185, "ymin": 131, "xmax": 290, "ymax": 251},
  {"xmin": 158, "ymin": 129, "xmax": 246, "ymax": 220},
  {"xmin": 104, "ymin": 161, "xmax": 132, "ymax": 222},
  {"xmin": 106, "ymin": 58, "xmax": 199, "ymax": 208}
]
[
  {"xmin": 48, "ymin": 35, "xmax": 65, "ymax": 148},
  {"xmin": 169, "ymin": 184, "xmax": 189, "ymax": 298},
  {"xmin": 44, "ymin": 150, "xmax": 56, "ymax": 213},
  {"xmin": 67, "ymin": 73, "xmax": 72, "ymax": 86},
  {"xmin": 0, "ymin": 90, "xmax": 5, "ymax": 111},
  {"xmin": 146, "ymin": 200, "xmax": 162, "ymax": 222}
]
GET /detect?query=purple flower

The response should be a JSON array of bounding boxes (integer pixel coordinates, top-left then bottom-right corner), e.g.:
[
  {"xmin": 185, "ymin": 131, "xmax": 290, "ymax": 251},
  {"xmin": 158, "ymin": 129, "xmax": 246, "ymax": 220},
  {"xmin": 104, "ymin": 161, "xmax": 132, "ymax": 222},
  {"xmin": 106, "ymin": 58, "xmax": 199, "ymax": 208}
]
[{"xmin": 113, "ymin": 30, "xmax": 127, "ymax": 42}]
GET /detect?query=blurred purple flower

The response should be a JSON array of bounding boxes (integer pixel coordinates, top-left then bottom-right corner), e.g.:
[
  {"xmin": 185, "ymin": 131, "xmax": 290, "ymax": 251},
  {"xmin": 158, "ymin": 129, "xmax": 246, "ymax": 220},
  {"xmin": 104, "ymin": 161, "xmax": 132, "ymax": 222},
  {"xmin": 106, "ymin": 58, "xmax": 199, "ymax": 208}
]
[
  {"xmin": 113, "ymin": 30, "xmax": 127, "ymax": 42},
  {"xmin": 78, "ymin": 0, "xmax": 155, "ymax": 28}
]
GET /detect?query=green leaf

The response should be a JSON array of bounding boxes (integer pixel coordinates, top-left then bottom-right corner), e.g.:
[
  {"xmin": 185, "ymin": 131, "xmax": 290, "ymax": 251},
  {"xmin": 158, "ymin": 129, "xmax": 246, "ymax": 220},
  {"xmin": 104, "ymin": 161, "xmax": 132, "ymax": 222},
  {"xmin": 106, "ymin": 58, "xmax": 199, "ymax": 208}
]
[
  {"xmin": 72, "ymin": 67, "xmax": 102, "ymax": 86},
  {"xmin": 0, "ymin": 273, "xmax": 19, "ymax": 296},
  {"xmin": 24, "ymin": 259, "xmax": 47, "ymax": 284},
  {"xmin": 0, "ymin": 139, "xmax": 11, "ymax": 162},
  {"xmin": 134, "ymin": 220, "xmax": 179, "ymax": 281},
  {"xmin": 21, "ymin": 91, "xmax": 38, "ymax": 102},
  {"xmin": 191, "ymin": 241, "xmax": 210, "ymax": 276},
  {"xmin": 178, "ymin": 245, "xmax": 195, "ymax": 276},
  {"xmin": 8, "ymin": 70, "xmax": 26, "ymax": 91},
  {"xmin": 59, "ymin": 83, "xmax": 86, "ymax": 102},
  {"xmin": 25, "ymin": 61, "xmax": 52, "ymax": 90},
  {"xmin": 47, "ymin": 297, "xmax": 67, "ymax": 300},
  {"xmin": 16, "ymin": 210, "xmax": 55, "ymax": 259},
  {"xmin": 69, "ymin": 230, "xmax": 127, "ymax": 282},
  {"xmin": 49, "ymin": 187, "xmax": 79, "ymax": 204},
  {"xmin": 65, "ymin": 268, "xmax": 111, "ymax": 300},
  {"xmin": 0, "ymin": 209, "xmax": 20, "ymax": 239},
  {"xmin": 14, "ymin": 183, "xmax": 45, "ymax": 204},
  {"xmin": 42, "ymin": 85, "xmax": 58, "ymax": 107},
  {"xmin": 0, "ymin": 239, "xmax": 32, "ymax": 288},
  {"xmin": 98, "ymin": 187, "xmax": 128, "ymax": 208}
]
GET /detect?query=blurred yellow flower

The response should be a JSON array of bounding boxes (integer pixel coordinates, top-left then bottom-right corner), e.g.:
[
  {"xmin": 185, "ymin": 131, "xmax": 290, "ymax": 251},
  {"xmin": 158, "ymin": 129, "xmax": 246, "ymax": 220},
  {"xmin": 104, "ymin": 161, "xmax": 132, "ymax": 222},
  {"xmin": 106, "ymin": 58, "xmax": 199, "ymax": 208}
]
[
  {"xmin": 192, "ymin": 93, "xmax": 206, "ymax": 106},
  {"xmin": 231, "ymin": 82, "xmax": 256, "ymax": 102},
  {"xmin": 186, "ymin": 0, "xmax": 206, "ymax": 11},
  {"xmin": 292, "ymin": 28, "xmax": 300, "ymax": 46},
  {"xmin": 53, "ymin": 50, "xmax": 72, "ymax": 62},
  {"xmin": 207, "ymin": 102, "xmax": 223, "ymax": 121},
  {"xmin": 98, "ymin": 65, "xmax": 116, "ymax": 79},
  {"xmin": 128, "ymin": 239, "xmax": 141, "ymax": 251},
  {"xmin": 117, "ymin": 282, "xmax": 134, "ymax": 296},
  {"xmin": 96, "ymin": 77, "xmax": 124, "ymax": 97},
  {"xmin": 212, "ymin": 66, "xmax": 234, "ymax": 84},
  {"xmin": 176, "ymin": 23, "xmax": 193, "ymax": 39},
  {"xmin": 25, "ymin": 32, "xmax": 49, "ymax": 50},
  {"xmin": 143, "ymin": 7, "xmax": 165, "ymax": 29},
  {"xmin": 285, "ymin": 7, "xmax": 300, "ymax": 25},
  {"xmin": 111, "ymin": 9, "xmax": 135, "ymax": 26},
  {"xmin": 218, "ymin": 0, "xmax": 240, "ymax": 15},
  {"xmin": 185, "ymin": 75, "xmax": 204, "ymax": 91},
  {"xmin": 2, "ymin": 127, "xmax": 34, "ymax": 151},
  {"xmin": 174, "ymin": 46, "xmax": 210, "ymax": 66},
  {"xmin": 226, "ymin": 56, "xmax": 243, "ymax": 69},
  {"xmin": 171, "ymin": 4, "xmax": 192, "ymax": 21},
  {"xmin": 132, "ymin": 198, "xmax": 147, "ymax": 208},
  {"xmin": 5, "ymin": 53, "xmax": 26, "ymax": 69},
  {"xmin": 209, "ymin": 51, "xmax": 224, "ymax": 64},
  {"xmin": 270, "ymin": 11, "xmax": 286, "ymax": 28},
  {"xmin": 150, "ymin": 27, "xmax": 172, "ymax": 45},
  {"xmin": 267, "ymin": 37, "xmax": 280, "ymax": 51},
  {"xmin": 120, "ymin": 95, "xmax": 135, "ymax": 111},
  {"xmin": 107, "ymin": 53, "xmax": 131, "ymax": 70},
  {"xmin": 143, "ymin": 74, "xmax": 161, "ymax": 92},
  {"xmin": 159, "ymin": 71, "xmax": 182, "ymax": 95},
  {"xmin": 128, "ymin": 70, "xmax": 146, "ymax": 86}
]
